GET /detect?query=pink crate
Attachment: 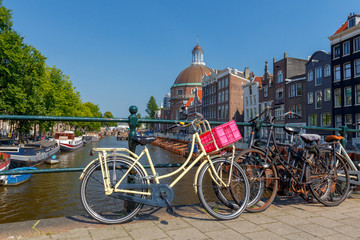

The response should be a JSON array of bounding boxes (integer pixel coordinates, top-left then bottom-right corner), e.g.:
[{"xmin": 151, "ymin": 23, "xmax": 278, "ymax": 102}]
[
  {"xmin": 199, "ymin": 131, "xmax": 217, "ymax": 153},
  {"xmin": 212, "ymin": 120, "xmax": 242, "ymax": 148},
  {"xmin": 199, "ymin": 120, "xmax": 242, "ymax": 153}
]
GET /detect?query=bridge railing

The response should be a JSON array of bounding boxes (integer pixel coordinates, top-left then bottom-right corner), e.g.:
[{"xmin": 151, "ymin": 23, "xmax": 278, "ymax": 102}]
[{"xmin": 0, "ymin": 105, "xmax": 359, "ymax": 175}]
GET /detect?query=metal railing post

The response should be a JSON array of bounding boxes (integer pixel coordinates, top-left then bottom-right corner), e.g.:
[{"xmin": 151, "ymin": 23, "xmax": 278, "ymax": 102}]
[
  {"xmin": 128, "ymin": 105, "xmax": 138, "ymax": 152},
  {"xmin": 339, "ymin": 125, "xmax": 348, "ymax": 148}
]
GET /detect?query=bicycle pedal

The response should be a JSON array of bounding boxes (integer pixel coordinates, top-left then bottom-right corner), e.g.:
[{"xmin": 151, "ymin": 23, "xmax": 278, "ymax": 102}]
[{"xmin": 166, "ymin": 206, "xmax": 176, "ymax": 215}]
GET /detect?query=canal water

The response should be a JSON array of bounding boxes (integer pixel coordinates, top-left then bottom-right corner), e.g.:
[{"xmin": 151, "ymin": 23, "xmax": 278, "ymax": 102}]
[{"xmin": 0, "ymin": 136, "xmax": 199, "ymax": 224}]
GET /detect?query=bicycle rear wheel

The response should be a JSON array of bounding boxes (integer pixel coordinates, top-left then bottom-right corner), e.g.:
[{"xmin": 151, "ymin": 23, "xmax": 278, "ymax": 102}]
[
  {"xmin": 309, "ymin": 149, "xmax": 350, "ymax": 206},
  {"xmin": 80, "ymin": 156, "xmax": 147, "ymax": 224},
  {"xmin": 235, "ymin": 148, "xmax": 278, "ymax": 213},
  {"xmin": 197, "ymin": 159, "xmax": 249, "ymax": 220}
]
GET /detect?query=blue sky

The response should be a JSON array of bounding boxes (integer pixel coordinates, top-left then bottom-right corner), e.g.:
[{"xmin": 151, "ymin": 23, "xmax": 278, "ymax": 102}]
[{"xmin": 3, "ymin": 0, "xmax": 359, "ymax": 117}]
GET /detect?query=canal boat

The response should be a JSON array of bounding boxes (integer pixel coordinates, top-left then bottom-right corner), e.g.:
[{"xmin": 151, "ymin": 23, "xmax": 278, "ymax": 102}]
[
  {"xmin": 82, "ymin": 135, "xmax": 93, "ymax": 145},
  {"xmin": 0, "ymin": 152, "xmax": 10, "ymax": 171},
  {"xmin": 54, "ymin": 131, "xmax": 83, "ymax": 151},
  {"xmin": 0, "ymin": 139, "xmax": 60, "ymax": 167},
  {"xmin": 0, "ymin": 167, "xmax": 37, "ymax": 186},
  {"xmin": 45, "ymin": 154, "xmax": 60, "ymax": 165}
]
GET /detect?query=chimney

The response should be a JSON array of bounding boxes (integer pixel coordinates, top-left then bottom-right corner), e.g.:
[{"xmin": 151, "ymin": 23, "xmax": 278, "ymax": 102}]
[
  {"xmin": 284, "ymin": 52, "xmax": 287, "ymax": 58},
  {"xmin": 273, "ymin": 58, "xmax": 276, "ymax": 63}
]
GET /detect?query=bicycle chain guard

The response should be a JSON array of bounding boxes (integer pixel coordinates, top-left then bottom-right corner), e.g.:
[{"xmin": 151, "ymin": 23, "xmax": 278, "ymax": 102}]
[{"xmin": 112, "ymin": 184, "xmax": 174, "ymax": 208}]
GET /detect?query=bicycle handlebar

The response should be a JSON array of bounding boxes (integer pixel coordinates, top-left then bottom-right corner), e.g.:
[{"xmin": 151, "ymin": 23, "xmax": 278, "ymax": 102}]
[
  {"xmin": 275, "ymin": 111, "xmax": 301, "ymax": 120},
  {"xmin": 248, "ymin": 105, "xmax": 281, "ymax": 123}
]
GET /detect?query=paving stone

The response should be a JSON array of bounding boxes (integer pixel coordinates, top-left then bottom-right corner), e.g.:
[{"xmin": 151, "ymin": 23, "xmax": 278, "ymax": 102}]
[
  {"xmin": 284, "ymin": 209, "xmax": 318, "ymax": 219},
  {"xmin": 243, "ymin": 230, "xmax": 286, "ymax": 240},
  {"xmin": 331, "ymin": 224, "xmax": 359, "ymax": 238},
  {"xmin": 167, "ymin": 227, "xmax": 208, "ymax": 240},
  {"xmin": 295, "ymin": 223, "xmax": 337, "ymax": 237},
  {"xmin": 272, "ymin": 214, "xmax": 310, "ymax": 226},
  {"xmin": 241, "ymin": 213, "xmax": 277, "ymax": 224},
  {"xmin": 126, "ymin": 226, "xmax": 168, "ymax": 240},
  {"xmin": 122, "ymin": 221, "xmax": 158, "ymax": 231},
  {"xmin": 306, "ymin": 216, "xmax": 345, "ymax": 228},
  {"xmin": 154, "ymin": 218, "xmax": 192, "ymax": 231},
  {"xmin": 282, "ymin": 231, "xmax": 317, "ymax": 240},
  {"xmin": 205, "ymin": 229, "xmax": 248, "ymax": 240},
  {"xmin": 317, "ymin": 210, "xmax": 350, "ymax": 220},
  {"xmin": 223, "ymin": 220, "xmax": 263, "ymax": 234},
  {"xmin": 321, "ymin": 233, "xmax": 355, "ymax": 240},
  {"xmin": 88, "ymin": 225, "xmax": 128, "ymax": 239},
  {"xmin": 24, "ymin": 236, "xmax": 52, "ymax": 240},
  {"xmin": 260, "ymin": 222, "xmax": 301, "ymax": 236},
  {"xmin": 183, "ymin": 217, "xmax": 227, "ymax": 233}
]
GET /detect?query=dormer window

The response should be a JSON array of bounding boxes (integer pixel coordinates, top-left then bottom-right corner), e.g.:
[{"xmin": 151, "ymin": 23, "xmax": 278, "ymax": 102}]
[
  {"xmin": 348, "ymin": 14, "xmax": 359, "ymax": 28},
  {"xmin": 349, "ymin": 18, "xmax": 356, "ymax": 28}
]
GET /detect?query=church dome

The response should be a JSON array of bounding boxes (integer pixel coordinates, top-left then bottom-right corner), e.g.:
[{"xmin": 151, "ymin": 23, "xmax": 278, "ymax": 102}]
[
  {"xmin": 174, "ymin": 64, "xmax": 211, "ymax": 85},
  {"xmin": 173, "ymin": 43, "xmax": 211, "ymax": 86}
]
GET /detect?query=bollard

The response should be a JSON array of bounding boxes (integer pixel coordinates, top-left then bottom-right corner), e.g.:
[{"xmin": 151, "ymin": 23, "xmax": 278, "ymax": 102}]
[{"xmin": 128, "ymin": 105, "xmax": 138, "ymax": 152}]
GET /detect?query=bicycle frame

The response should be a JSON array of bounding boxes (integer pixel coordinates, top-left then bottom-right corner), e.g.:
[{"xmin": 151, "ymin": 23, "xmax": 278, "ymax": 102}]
[{"xmin": 80, "ymin": 129, "xmax": 235, "ymax": 198}]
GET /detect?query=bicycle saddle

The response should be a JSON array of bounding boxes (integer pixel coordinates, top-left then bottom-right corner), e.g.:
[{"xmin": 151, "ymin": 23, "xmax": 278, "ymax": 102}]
[
  {"xmin": 300, "ymin": 134, "xmax": 321, "ymax": 144},
  {"xmin": 283, "ymin": 126, "xmax": 301, "ymax": 135},
  {"xmin": 132, "ymin": 136, "xmax": 156, "ymax": 146},
  {"xmin": 324, "ymin": 135, "xmax": 343, "ymax": 142}
]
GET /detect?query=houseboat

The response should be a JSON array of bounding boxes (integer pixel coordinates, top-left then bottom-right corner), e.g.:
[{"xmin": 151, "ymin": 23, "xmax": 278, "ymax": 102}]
[
  {"xmin": 54, "ymin": 131, "xmax": 83, "ymax": 151},
  {"xmin": 0, "ymin": 139, "xmax": 60, "ymax": 167}
]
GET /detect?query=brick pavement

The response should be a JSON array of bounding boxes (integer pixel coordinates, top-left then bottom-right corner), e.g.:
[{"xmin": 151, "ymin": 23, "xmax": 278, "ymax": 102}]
[{"xmin": 1, "ymin": 196, "xmax": 360, "ymax": 240}]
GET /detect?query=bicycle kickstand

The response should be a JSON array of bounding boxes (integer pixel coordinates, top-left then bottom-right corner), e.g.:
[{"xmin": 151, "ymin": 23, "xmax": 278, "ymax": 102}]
[{"xmin": 160, "ymin": 191, "xmax": 176, "ymax": 215}]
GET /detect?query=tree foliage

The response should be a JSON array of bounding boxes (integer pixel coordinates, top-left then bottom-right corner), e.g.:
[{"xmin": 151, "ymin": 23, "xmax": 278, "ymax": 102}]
[
  {"xmin": 0, "ymin": 2, "xmax": 108, "ymax": 137},
  {"xmin": 145, "ymin": 96, "xmax": 158, "ymax": 119}
]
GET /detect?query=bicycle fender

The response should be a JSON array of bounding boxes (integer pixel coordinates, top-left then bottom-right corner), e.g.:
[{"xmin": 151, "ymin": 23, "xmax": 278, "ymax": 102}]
[{"xmin": 79, "ymin": 158, "xmax": 99, "ymax": 180}]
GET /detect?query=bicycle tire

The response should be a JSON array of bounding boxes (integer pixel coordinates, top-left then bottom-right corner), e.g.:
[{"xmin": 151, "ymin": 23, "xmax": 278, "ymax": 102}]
[
  {"xmin": 235, "ymin": 148, "xmax": 279, "ymax": 213},
  {"xmin": 80, "ymin": 156, "xmax": 147, "ymax": 224},
  {"xmin": 309, "ymin": 149, "xmax": 350, "ymax": 206},
  {"xmin": 197, "ymin": 159, "xmax": 249, "ymax": 220}
]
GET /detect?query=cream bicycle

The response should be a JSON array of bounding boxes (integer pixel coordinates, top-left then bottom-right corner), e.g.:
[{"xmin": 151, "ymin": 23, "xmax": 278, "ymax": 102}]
[{"xmin": 79, "ymin": 113, "xmax": 249, "ymax": 224}]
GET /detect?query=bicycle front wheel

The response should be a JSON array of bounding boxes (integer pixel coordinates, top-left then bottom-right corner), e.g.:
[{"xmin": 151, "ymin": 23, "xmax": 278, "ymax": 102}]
[
  {"xmin": 235, "ymin": 148, "xmax": 278, "ymax": 213},
  {"xmin": 197, "ymin": 159, "xmax": 249, "ymax": 220},
  {"xmin": 309, "ymin": 149, "xmax": 350, "ymax": 206},
  {"xmin": 80, "ymin": 156, "xmax": 147, "ymax": 224}
]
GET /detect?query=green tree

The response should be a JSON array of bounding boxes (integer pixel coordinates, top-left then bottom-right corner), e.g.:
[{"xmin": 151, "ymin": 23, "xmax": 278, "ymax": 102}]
[
  {"xmin": 102, "ymin": 111, "xmax": 116, "ymax": 127},
  {"xmin": 145, "ymin": 96, "xmax": 158, "ymax": 119}
]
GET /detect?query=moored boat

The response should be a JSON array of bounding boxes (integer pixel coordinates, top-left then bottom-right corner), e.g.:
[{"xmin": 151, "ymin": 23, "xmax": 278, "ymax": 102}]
[
  {"xmin": 82, "ymin": 135, "xmax": 93, "ymax": 145},
  {"xmin": 54, "ymin": 131, "xmax": 83, "ymax": 151},
  {"xmin": 0, "ymin": 139, "xmax": 60, "ymax": 167},
  {"xmin": 0, "ymin": 153, "xmax": 10, "ymax": 172},
  {"xmin": 0, "ymin": 167, "xmax": 37, "ymax": 186},
  {"xmin": 45, "ymin": 154, "xmax": 60, "ymax": 165}
]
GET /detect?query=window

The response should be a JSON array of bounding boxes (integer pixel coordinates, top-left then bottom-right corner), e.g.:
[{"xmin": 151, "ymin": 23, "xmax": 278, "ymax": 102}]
[
  {"xmin": 325, "ymin": 88, "xmax": 331, "ymax": 101},
  {"xmin": 309, "ymin": 114, "xmax": 317, "ymax": 126},
  {"xmin": 344, "ymin": 63, "xmax": 351, "ymax": 79},
  {"xmin": 264, "ymin": 86, "xmax": 268, "ymax": 97},
  {"xmin": 345, "ymin": 114, "xmax": 352, "ymax": 125},
  {"xmin": 333, "ymin": 45, "xmax": 341, "ymax": 59},
  {"xmin": 249, "ymin": 86, "xmax": 252, "ymax": 95},
  {"xmin": 335, "ymin": 115, "xmax": 342, "ymax": 128},
  {"xmin": 296, "ymin": 104, "xmax": 302, "ymax": 117},
  {"xmin": 296, "ymin": 83, "xmax": 302, "ymax": 96},
  {"xmin": 277, "ymin": 70, "xmax": 283, "ymax": 84},
  {"xmin": 225, "ymin": 89, "xmax": 228, "ymax": 102},
  {"xmin": 276, "ymin": 88, "xmax": 284, "ymax": 100},
  {"xmin": 355, "ymin": 59, "xmax": 360, "ymax": 77},
  {"xmin": 355, "ymin": 37, "xmax": 360, "ymax": 52},
  {"xmin": 356, "ymin": 85, "xmax": 360, "ymax": 105},
  {"xmin": 321, "ymin": 113, "xmax": 331, "ymax": 126},
  {"xmin": 315, "ymin": 67, "xmax": 322, "ymax": 85},
  {"xmin": 334, "ymin": 65, "xmax": 341, "ymax": 82},
  {"xmin": 225, "ymin": 78, "xmax": 228, "ymax": 87},
  {"xmin": 349, "ymin": 18, "xmax": 356, "ymax": 28},
  {"xmin": 334, "ymin": 88, "xmax": 341, "ymax": 107},
  {"xmin": 356, "ymin": 114, "xmax": 360, "ymax": 137},
  {"xmin": 289, "ymin": 105, "xmax": 296, "ymax": 119},
  {"xmin": 177, "ymin": 89, "xmax": 183, "ymax": 95},
  {"xmin": 315, "ymin": 90, "xmax": 322, "ymax": 109},
  {"xmin": 289, "ymin": 85, "xmax": 296, "ymax": 98},
  {"xmin": 308, "ymin": 70, "xmax": 313, "ymax": 82},
  {"xmin": 325, "ymin": 65, "xmax": 331, "ymax": 77},
  {"xmin": 343, "ymin": 41, "xmax": 351, "ymax": 56},
  {"xmin": 308, "ymin": 92, "xmax": 313, "ymax": 104},
  {"xmin": 344, "ymin": 86, "xmax": 352, "ymax": 106}
]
